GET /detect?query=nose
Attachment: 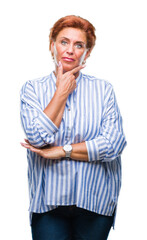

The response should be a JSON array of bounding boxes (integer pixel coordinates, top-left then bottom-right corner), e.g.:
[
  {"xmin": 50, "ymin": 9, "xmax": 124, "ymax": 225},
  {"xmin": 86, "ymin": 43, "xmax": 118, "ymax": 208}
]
[{"xmin": 66, "ymin": 43, "xmax": 74, "ymax": 55}]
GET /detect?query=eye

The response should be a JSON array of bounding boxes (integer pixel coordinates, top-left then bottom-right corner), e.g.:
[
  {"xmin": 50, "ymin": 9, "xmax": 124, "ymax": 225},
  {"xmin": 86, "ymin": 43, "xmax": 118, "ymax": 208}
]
[
  {"xmin": 75, "ymin": 43, "xmax": 83, "ymax": 49},
  {"xmin": 61, "ymin": 40, "xmax": 68, "ymax": 46}
]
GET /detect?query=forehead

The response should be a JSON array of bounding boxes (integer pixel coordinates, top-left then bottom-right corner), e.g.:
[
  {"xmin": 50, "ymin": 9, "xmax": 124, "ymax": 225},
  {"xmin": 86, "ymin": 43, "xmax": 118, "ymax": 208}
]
[{"xmin": 56, "ymin": 27, "xmax": 87, "ymax": 42}]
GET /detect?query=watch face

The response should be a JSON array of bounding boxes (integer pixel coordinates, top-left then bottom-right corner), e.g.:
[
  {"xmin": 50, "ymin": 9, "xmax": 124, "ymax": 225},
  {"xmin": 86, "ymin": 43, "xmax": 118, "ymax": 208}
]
[{"xmin": 64, "ymin": 145, "xmax": 72, "ymax": 152}]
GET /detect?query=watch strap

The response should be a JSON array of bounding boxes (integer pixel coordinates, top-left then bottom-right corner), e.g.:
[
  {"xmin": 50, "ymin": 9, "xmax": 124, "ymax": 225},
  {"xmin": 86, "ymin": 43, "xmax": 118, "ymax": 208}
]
[{"xmin": 65, "ymin": 151, "xmax": 71, "ymax": 158}]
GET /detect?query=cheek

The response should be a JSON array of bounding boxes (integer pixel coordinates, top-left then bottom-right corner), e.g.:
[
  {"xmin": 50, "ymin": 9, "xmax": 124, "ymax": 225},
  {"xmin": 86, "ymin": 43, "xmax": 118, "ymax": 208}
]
[{"xmin": 55, "ymin": 49, "xmax": 65, "ymax": 61}]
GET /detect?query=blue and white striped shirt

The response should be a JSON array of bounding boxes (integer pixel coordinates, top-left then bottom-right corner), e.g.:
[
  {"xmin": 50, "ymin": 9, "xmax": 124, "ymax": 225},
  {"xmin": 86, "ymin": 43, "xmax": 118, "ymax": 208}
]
[{"xmin": 20, "ymin": 71, "xmax": 126, "ymax": 223}]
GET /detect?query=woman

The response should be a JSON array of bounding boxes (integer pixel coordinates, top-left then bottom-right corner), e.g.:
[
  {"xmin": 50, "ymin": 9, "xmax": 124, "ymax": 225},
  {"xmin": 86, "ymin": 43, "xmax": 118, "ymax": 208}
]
[{"xmin": 20, "ymin": 15, "xmax": 126, "ymax": 240}]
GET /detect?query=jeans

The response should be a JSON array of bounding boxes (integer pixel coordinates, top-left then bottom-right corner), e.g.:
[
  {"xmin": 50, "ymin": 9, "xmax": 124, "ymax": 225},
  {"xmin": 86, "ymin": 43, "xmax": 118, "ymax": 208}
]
[{"xmin": 31, "ymin": 206, "xmax": 114, "ymax": 240}]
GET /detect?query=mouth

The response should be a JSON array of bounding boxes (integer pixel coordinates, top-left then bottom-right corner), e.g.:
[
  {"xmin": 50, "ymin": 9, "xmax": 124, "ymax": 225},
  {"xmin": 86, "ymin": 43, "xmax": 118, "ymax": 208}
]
[{"xmin": 62, "ymin": 57, "xmax": 75, "ymax": 62}]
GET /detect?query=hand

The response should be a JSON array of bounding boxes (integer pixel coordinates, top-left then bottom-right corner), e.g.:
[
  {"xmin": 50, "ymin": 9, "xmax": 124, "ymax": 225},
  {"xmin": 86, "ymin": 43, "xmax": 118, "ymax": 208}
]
[
  {"xmin": 20, "ymin": 139, "xmax": 65, "ymax": 159},
  {"xmin": 56, "ymin": 62, "xmax": 85, "ymax": 98}
]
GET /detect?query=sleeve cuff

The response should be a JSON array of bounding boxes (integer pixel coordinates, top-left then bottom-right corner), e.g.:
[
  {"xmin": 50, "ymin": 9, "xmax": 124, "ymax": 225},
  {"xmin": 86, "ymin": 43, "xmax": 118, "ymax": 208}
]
[
  {"xmin": 85, "ymin": 137, "xmax": 109, "ymax": 162},
  {"xmin": 85, "ymin": 139, "xmax": 99, "ymax": 162},
  {"xmin": 36, "ymin": 110, "xmax": 59, "ymax": 135}
]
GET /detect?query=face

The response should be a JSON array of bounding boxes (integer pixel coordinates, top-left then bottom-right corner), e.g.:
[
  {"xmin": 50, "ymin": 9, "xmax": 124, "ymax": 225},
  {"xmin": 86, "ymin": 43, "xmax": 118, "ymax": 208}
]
[{"xmin": 51, "ymin": 27, "xmax": 89, "ymax": 72}]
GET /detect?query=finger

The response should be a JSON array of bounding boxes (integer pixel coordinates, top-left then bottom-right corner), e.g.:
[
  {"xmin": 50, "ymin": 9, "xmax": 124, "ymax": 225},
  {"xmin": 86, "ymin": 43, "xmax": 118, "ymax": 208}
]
[
  {"xmin": 20, "ymin": 142, "xmax": 31, "ymax": 149},
  {"xmin": 70, "ymin": 64, "xmax": 86, "ymax": 75},
  {"xmin": 29, "ymin": 147, "xmax": 41, "ymax": 154},
  {"xmin": 24, "ymin": 139, "xmax": 29, "ymax": 143},
  {"xmin": 20, "ymin": 142, "xmax": 41, "ymax": 154},
  {"xmin": 57, "ymin": 61, "xmax": 63, "ymax": 78}
]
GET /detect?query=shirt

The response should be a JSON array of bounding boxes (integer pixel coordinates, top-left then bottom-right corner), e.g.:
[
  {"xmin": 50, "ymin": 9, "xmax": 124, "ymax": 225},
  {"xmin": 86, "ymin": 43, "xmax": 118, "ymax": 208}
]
[{"xmin": 20, "ymin": 71, "xmax": 126, "ymax": 223}]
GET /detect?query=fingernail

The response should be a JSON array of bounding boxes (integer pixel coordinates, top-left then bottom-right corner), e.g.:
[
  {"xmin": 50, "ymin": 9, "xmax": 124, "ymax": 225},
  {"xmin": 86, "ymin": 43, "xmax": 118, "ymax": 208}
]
[{"xmin": 58, "ymin": 61, "xmax": 61, "ymax": 67}]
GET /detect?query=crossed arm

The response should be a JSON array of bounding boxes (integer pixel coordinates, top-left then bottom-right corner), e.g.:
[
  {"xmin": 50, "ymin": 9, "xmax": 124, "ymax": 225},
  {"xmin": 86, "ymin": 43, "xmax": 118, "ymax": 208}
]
[
  {"xmin": 20, "ymin": 62, "xmax": 126, "ymax": 162},
  {"xmin": 21, "ymin": 139, "xmax": 89, "ymax": 161},
  {"xmin": 21, "ymin": 63, "xmax": 89, "ymax": 161}
]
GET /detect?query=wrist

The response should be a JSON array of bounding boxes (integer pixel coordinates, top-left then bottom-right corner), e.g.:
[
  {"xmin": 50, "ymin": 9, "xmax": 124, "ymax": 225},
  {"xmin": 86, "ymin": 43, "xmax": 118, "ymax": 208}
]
[
  {"xmin": 55, "ymin": 88, "xmax": 68, "ymax": 101},
  {"xmin": 63, "ymin": 144, "xmax": 73, "ymax": 158},
  {"xmin": 59, "ymin": 146, "xmax": 66, "ymax": 158}
]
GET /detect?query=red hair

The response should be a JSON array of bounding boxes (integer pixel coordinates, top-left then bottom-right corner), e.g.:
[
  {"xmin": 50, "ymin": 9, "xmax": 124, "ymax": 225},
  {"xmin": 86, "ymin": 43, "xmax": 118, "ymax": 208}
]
[{"xmin": 49, "ymin": 15, "xmax": 96, "ymax": 51}]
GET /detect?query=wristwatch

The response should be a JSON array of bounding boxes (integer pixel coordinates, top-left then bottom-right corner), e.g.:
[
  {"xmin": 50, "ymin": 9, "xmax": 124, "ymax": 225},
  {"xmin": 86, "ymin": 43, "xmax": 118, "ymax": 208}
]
[{"xmin": 63, "ymin": 144, "xmax": 72, "ymax": 158}]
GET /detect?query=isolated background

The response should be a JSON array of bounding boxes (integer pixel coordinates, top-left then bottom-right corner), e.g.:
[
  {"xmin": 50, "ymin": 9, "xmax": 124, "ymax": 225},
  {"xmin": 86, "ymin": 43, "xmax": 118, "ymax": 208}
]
[{"xmin": 0, "ymin": 0, "xmax": 147, "ymax": 239}]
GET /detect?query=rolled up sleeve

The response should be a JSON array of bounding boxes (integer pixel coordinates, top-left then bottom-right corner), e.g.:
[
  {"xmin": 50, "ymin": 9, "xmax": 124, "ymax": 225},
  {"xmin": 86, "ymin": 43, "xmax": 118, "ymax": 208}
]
[
  {"xmin": 20, "ymin": 81, "xmax": 58, "ymax": 147},
  {"xmin": 85, "ymin": 84, "xmax": 127, "ymax": 162}
]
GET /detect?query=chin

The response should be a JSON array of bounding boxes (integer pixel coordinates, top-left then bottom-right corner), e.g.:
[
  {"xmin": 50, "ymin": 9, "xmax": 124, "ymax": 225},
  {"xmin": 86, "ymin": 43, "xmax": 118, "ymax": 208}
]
[{"xmin": 62, "ymin": 62, "xmax": 79, "ymax": 72}]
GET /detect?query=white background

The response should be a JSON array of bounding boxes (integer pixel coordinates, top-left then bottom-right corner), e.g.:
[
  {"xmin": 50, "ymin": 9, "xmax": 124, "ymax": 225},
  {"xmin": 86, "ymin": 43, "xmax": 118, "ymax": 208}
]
[{"xmin": 0, "ymin": 0, "xmax": 147, "ymax": 239}]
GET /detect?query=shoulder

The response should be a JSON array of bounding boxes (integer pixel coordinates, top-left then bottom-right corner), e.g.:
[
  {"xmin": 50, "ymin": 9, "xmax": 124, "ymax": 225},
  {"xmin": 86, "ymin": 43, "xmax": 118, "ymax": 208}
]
[
  {"xmin": 82, "ymin": 73, "xmax": 113, "ymax": 90},
  {"xmin": 20, "ymin": 74, "xmax": 52, "ymax": 94}
]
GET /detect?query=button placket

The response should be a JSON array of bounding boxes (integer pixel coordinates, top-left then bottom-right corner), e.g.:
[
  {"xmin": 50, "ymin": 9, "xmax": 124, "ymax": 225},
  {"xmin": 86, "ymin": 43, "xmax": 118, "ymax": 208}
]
[
  {"xmin": 64, "ymin": 95, "xmax": 72, "ymax": 144},
  {"xmin": 65, "ymin": 92, "xmax": 77, "ymax": 144}
]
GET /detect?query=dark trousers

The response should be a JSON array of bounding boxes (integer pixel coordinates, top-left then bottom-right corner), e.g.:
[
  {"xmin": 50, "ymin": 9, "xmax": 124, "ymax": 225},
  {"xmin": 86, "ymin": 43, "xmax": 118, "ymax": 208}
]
[{"xmin": 31, "ymin": 206, "xmax": 114, "ymax": 240}]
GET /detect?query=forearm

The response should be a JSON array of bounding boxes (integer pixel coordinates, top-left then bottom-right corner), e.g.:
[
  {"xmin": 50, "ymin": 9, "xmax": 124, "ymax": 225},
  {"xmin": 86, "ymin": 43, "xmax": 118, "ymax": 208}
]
[
  {"xmin": 70, "ymin": 142, "xmax": 88, "ymax": 161},
  {"xmin": 21, "ymin": 140, "xmax": 89, "ymax": 162},
  {"xmin": 56, "ymin": 142, "xmax": 89, "ymax": 161},
  {"xmin": 43, "ymin": 63, "xmax": 85, "ymax": 128},
  {"xmin": 43, "ymin": 90, "xmax": 67, "ymax": 128},
  {"xmin": 43, "ymin": 142, "xmax": 89, "ymax": 161}
]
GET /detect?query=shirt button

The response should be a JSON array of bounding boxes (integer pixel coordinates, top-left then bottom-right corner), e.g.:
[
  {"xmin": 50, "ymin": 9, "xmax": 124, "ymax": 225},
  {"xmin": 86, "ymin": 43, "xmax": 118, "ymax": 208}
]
[{"xmin": 68, "ymin": 108, "xmax": 71, "ymax": 111}]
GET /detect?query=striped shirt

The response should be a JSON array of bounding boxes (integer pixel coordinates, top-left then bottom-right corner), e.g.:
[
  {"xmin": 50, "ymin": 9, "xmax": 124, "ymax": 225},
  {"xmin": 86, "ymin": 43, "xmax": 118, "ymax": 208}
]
[{"xmin": 20, "ymin": 71, "xmax": 126, "ymax": 223}]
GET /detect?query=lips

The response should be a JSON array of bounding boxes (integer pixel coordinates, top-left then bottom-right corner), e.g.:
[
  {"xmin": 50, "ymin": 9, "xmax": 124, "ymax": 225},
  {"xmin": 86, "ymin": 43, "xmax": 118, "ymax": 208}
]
[{"xmin": 62, "ymin": 57, "xmax": 75, "ymax": 62}]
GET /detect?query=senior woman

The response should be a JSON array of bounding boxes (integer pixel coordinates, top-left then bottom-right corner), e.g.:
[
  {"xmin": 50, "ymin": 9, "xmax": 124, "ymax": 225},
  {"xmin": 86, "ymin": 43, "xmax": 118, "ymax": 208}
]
[{"xmin": 20, "ymin": 15, "xmax": 126, "ymax": 240}]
